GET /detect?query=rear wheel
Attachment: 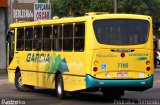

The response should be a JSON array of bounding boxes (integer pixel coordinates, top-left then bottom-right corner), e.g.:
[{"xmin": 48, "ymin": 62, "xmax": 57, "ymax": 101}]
[{"xmin": 56, "ymin": 74, "xmax": 66, "ymax": 99}]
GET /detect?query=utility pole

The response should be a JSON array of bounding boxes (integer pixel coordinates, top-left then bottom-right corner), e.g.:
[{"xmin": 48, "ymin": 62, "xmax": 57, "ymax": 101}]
[{"xmin": 114, "ymin": 0, "xmax": 118, "ymax": 13}]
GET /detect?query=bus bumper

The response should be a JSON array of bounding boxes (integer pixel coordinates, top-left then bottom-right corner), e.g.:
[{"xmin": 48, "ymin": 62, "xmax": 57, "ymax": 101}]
[{"xmin": 86, "ymin": 75, "xmax": 153, "ymax": 90}]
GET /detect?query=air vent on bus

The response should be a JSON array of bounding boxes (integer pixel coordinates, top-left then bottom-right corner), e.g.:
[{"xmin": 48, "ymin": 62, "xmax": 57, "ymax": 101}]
[
  {"xmin": 85, "ymin": 12, "xmax": 109, "ymax": 16},
  {"xmin": 52, "ymin": 16, "xmax": 60, "ymax": 20},
  {"xmin": 18, "ymin": 21, "xmax": 26, "ymax": 23}
]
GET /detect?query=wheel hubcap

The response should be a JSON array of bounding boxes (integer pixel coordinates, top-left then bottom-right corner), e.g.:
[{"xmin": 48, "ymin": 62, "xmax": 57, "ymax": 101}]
[
  {"xmin": 18, "ymin": 77, "xmax": 23, "ymax": 87},
  {"xmin": 57, "ymin": 79, "xmax": 62, "ymax": 95}
]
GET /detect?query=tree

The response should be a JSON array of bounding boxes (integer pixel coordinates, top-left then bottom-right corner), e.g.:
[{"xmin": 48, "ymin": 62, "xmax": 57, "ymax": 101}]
[
  {"xmin": 50, "ymin": 0, "xmax": 160, "ymax": 36},
  {"xmin": 51, "ymin": 0, "xmax": 91, "ymax": 17},
  {"xmin": 86, "ymin": 0, "xmax": 113, "ymax": 13}
]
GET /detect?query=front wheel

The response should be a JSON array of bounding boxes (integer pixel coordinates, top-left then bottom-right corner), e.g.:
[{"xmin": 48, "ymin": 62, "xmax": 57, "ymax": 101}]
[
  {"xmin": 15, "ymin": 72, "xmax": 34, "ymax": 91},
  {"xmin": 56, "ymin": 74, "xmax": 66, "ymax": 99},
  {"xmin": 15, "ymin": 72, "xmax": 25, "ymax": 91}
]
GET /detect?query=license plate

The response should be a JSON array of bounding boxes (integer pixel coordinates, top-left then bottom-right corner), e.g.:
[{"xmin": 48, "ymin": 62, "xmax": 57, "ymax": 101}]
[{"xmin": 117, "ymin": 72, "xmax": 128, "ymax": 77}]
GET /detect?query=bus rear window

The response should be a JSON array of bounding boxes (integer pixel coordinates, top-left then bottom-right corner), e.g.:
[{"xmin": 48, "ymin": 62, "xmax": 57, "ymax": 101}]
[{"xmin": 93, "ymin": 19, "xmax": 149, "ymax": 45}]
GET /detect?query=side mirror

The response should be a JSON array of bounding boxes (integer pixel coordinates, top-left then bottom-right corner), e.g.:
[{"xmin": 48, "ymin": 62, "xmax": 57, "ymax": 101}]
[{"xmin": 6, "ymin": 30, "xmax": 13, "ymax": 43}]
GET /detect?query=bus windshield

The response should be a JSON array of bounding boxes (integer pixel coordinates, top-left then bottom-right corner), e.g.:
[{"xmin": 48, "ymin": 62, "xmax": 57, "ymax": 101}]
[{"xmin": 93, "ymin": 19, "xmax": 149, "ymax": 45}]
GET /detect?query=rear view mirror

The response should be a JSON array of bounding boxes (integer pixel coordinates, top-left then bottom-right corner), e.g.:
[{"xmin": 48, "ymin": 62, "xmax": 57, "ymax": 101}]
[{"xmin": 6, "ymin": 30, "xmax": 13, "ymax": 43}]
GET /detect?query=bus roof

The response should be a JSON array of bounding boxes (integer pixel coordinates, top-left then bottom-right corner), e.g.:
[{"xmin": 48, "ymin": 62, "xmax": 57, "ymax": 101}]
[{"xmin": 10, "ymin": 13, "xmax": 151, "ymax": 28}]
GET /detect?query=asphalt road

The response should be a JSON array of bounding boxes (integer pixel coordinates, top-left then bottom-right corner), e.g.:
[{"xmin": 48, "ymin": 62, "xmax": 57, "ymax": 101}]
[{"xmin": 0, "ymin": 70, "xmax": 160, "ymax": 105}]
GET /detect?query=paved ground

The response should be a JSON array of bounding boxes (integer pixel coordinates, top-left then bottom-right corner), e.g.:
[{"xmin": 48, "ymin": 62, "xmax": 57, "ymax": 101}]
[{"xmin": 0, "ymin": 70, "xmax": 160, "ymax": 105}]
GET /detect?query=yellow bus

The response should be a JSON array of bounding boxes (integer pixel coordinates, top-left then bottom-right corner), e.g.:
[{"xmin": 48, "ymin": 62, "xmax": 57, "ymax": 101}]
[{"xmin": 7, "ymin": 13, "xmax": 154, "ymax": 99}]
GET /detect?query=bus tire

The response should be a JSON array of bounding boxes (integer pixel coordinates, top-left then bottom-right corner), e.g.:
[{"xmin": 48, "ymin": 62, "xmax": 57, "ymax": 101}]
[
  {"xmin": 15, "ymin": 72, "xmax": 25, "ymax": 91},
  {"xmin": 15, "ymin": 72, "xmax": 34, "ymax": 91},
  {"xmin": 56, "ymin": 74, "xmax": 66, "ymax": 99}
]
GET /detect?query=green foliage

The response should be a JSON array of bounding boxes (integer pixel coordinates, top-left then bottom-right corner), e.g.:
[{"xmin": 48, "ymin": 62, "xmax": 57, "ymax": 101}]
[
  {"xmin": 119, "ymin": 0, "xmax": 149, "ymax": 14},
  {"xmin": 86, "ymin": 0, "xmax": 113, "ymax": 13},
  {"xmin": 50, "ymin": 0, "xmax": 160, "ymax": 36}
]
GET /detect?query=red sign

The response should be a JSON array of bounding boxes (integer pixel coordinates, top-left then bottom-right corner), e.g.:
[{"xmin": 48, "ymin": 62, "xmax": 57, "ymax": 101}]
[
  {"xmin": 34, "ymin": 3, "xmax": 51, "ymax": 21},
  {"xmin": 0, "ymin": 0, "xmax": 7, "ymax": 7}
]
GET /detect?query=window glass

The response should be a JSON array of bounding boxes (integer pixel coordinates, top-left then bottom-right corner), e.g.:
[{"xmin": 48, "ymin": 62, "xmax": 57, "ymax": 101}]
[
  {"xmin": 25, "ymin": 27, "xmax": 33, "ymax": 51},
  {"xmin": 43, "ymin": 26, "xmax": 52, "ymax": 51},
  {"xmin": 33, "ymin": 27, "xmax": 42, "ymax": 50},
  {"xmin": 53, "ymin": 25, "xmax": 62, "ymax": 51},
  {"xmin": 74, "ymin": 23, "xmax": 85, "ymax": 52},
  {"xmin": 63, "ymin": 24, "xmax": 73, "ymax": 51},
  {"xmin": 63, "ymin": 24, "xmax": 73, "ymax": 37},
  {"xmin": 93, "ymin": 19, "xmax": 149, "ymax": 45},
  {"xmin": 17, "ymin": 28, "xmax": 24, "ymax": 51}
]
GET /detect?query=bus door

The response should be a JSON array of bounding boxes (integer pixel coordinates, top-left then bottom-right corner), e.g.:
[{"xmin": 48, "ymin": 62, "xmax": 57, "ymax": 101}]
[{"xmin": 6, "ymin": 29, "xmax": 15, "ymax": 66}]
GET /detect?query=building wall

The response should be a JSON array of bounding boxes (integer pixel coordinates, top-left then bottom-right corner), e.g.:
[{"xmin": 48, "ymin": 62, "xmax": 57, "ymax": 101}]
[
  {"xmin": 0, "ymin": 0, "xmax": 47, "ymax": 70},
  {"xmin": 0, "ymin": 9, "xmax": 6, "ymax": 70}
]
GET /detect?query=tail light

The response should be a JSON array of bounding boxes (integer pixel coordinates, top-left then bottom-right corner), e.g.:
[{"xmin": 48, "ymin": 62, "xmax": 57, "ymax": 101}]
[
  {"xmin": 146, "ymin": 67, "xmax": 151, "ymax": 71},
  {"xmin": 93, "ymin": 67, "xmax": 98, "ymax": 72},
  {"xmin": 93, "ymin": 61, "xmax": 98, "ymax": 66},
  {"xmin": 146, "ymin": 60, "xmax": 150, "ymax": 65},
  {"xmin": 121, "ymin": 53, "xmax": 125, "ymax": 58}
]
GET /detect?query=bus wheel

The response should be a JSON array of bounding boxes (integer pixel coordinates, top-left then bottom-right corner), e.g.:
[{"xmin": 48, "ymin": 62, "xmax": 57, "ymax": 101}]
[
  {"xmin": 15, "ymin": 72, "xmax": 25, "ymax": 91},
  {"xmin": 56, "ymin": 74, "xmax": 66, "ymax": 99},
  {"xmin": 15, "ymin": 72, "xmax": 34, "ymax": 91}
]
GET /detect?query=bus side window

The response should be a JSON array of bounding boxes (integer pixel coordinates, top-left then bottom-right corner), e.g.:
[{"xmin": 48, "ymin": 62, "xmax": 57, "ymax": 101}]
[
  {"xmin": 17, "ymin": 28, "xmax": 24, "ymax": 51},
  {"xmin": 63, "ymin": 24, "xmax": 73, "ymax": 51},
  {"xmin": 74, "ymin": 23, "xmax": 85, "ymax": 52},
  {"xmin": 43, "ymin": 26, "xmax": 52, "ymax": 51},
  {"xmin": 53, "ymin": 25, "xmax": 62, "ymax": 51},
  {"xmin": 33, "ymin": 26, "xmax": 42, "ymax": 51},
  {"xmin": 25, "ymin": 27, "xmax": 33, "ymax": 51}
]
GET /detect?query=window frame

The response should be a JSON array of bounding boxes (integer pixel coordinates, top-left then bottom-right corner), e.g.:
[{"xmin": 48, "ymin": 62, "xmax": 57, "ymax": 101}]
[
  {"xmin": 43, "ymin": 25, "xmax": 52, "ymax": 51},
  {"xmin": 16, "ymin": 28, "xmax": 25, "ymax": 51},
  {"xmin": 74, "ymin": 22, "xmax": 85, "ymax": 52},
  {"xmin": 63, "ymin": 23, "xmax": 73, "ymax": 51},
  {"xmin": 24, "ymin": 27, "xmax": 33, "ymax": 51},
  {"xmin": 33, "ymin": 26, "xmax": 43, "ymax": 51},
  {"xmin": 52, "ymin": 24, "xmax": 62, "ymax": 51}
]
